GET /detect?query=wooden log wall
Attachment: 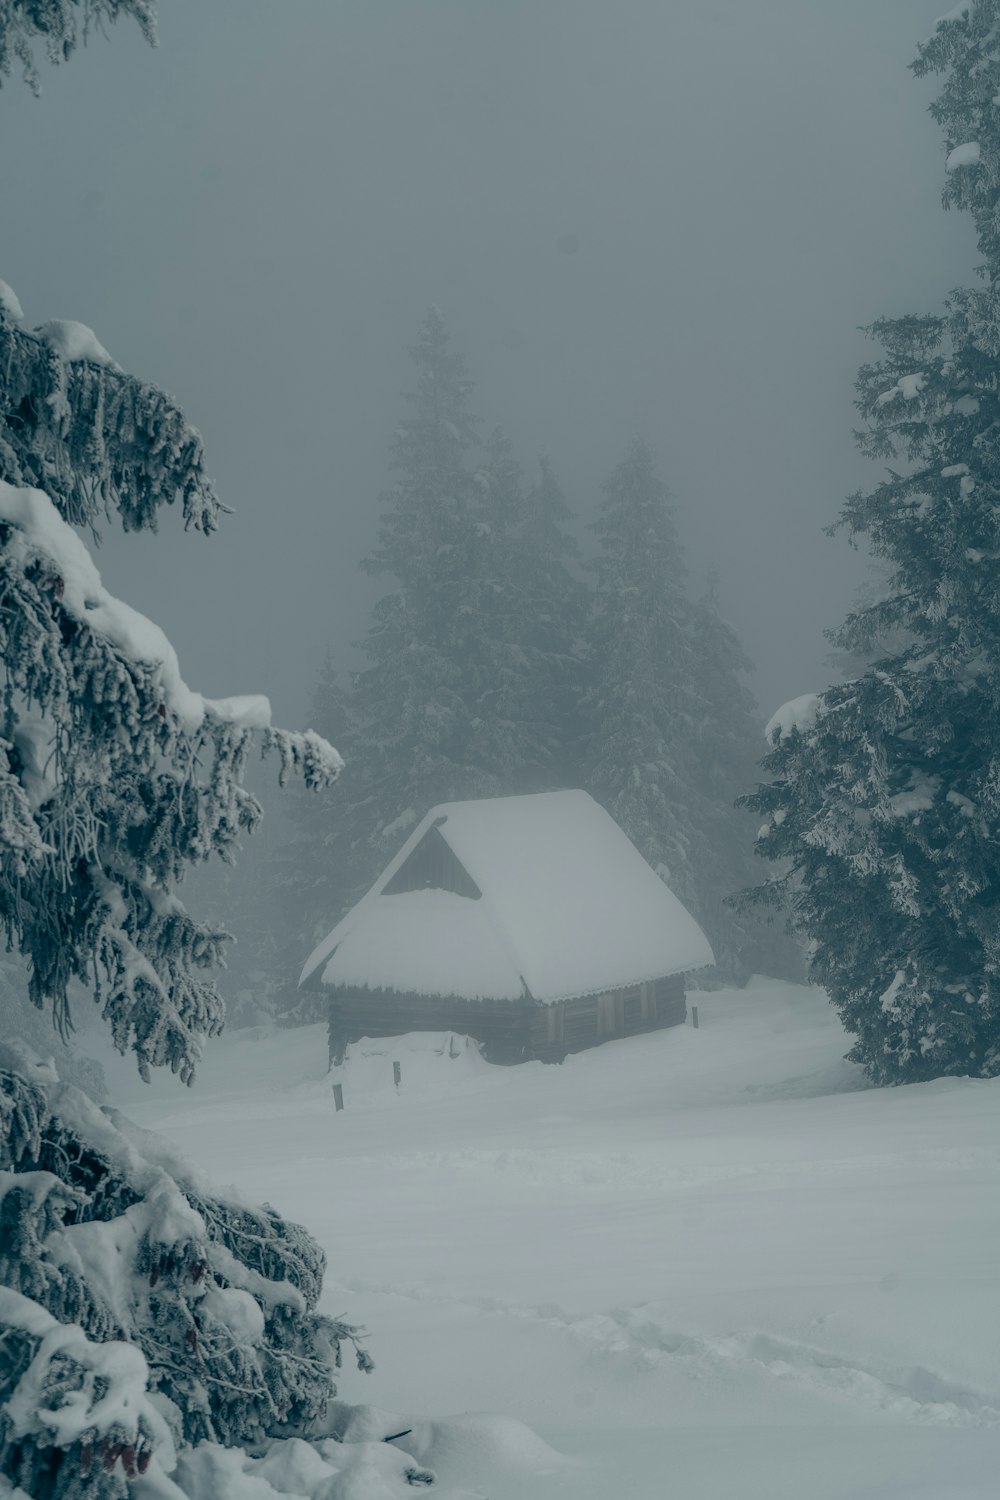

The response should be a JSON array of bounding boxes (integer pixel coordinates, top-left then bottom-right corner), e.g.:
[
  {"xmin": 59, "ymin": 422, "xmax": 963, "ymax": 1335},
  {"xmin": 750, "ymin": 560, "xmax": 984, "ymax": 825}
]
[
  {"xmin": 328, "ymin": 973, "xmax": 688, "ymax": 1067},
  {"xmin": 328, "ymin": 989, "xmax": 533, "ymax": 1065}
]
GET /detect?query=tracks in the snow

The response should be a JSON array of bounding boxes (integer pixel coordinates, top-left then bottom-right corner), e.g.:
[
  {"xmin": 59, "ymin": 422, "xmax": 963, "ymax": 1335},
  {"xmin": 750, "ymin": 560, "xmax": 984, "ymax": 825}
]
[{"xmin": 337, "ymin": 1277, "xmax": 1000, "ymax": 1429}]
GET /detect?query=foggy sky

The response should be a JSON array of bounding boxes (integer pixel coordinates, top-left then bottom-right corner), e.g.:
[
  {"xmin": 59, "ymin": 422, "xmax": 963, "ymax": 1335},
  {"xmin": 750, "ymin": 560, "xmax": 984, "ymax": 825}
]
[{"xmin": 0, "ymin": 0, "xmax": 978, "ymax": 745}]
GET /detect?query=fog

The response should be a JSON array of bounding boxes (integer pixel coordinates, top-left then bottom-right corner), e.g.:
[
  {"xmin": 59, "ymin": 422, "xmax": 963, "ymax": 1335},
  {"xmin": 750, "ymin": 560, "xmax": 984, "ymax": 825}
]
[{"xmin": 0, "ymin": 0, "xmax": 976, "ymax": 727}]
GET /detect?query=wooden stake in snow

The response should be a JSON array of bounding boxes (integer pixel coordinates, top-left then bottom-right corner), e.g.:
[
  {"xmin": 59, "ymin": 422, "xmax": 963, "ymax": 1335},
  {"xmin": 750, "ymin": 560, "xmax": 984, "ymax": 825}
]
[
  {"xmin": 393, "ymin": 1060, "xmax": 402, "ymax": 1088},
  {"xmin": 333, "ymin": 1083, "xmax": 344, "ymax": 1111},
  {"xmin": 691, "ymin": 1004, "xmax": 699, "ymax": 1029}
]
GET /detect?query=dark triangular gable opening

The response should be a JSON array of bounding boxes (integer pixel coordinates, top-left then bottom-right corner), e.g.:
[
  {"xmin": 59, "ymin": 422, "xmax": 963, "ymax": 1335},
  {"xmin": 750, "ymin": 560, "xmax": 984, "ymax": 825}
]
[{"xmin": 381, "ymin": 821, "xmax": 482, "ymax": 899}]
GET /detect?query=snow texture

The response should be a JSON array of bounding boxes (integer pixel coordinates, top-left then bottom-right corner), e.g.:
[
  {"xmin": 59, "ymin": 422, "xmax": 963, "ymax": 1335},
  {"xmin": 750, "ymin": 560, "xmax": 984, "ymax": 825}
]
[
  {"xmin": 0, "ymin": 1287, "xmax": 170, "ymax": 1453},
  {"xmin": 935, "ymin": 1, "xmax": 974, "ymax": 25},
  {"xmin": 102, "ymin": 980, "xmax": 1000, "ymax": 1500},
  {"xmin": 875, "ymin": 372, "xmax": 927, "ymax": 405},
  {"xmin": 35, "ymin": 318, "xmax": 120, "ymax": 369},
  {"xmin": 764, "ymin": 693, "xmax": 825, "ymax": 745},
  {"xmin": 0, "ymin": 280, "xmax": 23, "ymax": 322},
  {"xmin": 0, "ymin": 482, "xmax": 273, "ymax": 735},
  {"xmin": 302, "ymin": 790, "xmax": 714, "ymax": 1003},
  {"xmin": 946, "ymin": 140, "xmax": 982, "ymax": 170}
]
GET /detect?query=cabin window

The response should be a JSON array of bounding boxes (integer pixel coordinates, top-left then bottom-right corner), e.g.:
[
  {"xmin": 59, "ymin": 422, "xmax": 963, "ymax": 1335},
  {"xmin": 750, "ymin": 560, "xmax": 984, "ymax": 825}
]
[{"xmin": 381, "ymin": 824, "xmax": 482, "ymax": 899}]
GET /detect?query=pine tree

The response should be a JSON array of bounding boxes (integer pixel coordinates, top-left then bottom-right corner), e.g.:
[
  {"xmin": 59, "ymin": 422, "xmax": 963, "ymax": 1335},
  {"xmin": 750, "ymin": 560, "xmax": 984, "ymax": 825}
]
[
  {"xmin": 341, "ymin": 313, "xmax": 589, "ymax": 908},
  {"xmin": 583, "ymin": 438, "xmax": 703, "ymax": 913},
  {"xmin": 740, "ymin": 3, "xmax": 1000, "ymax": 1083},
  {"xmin": 519, "ymin": 455, "xmax": 590, "ymax": 783},
  {"xmin": 0, "ymin": 266, "xmax": 370, "ymax": 1496},
  {"xmin": 348, "ymin": 308, "xmax": 491, "ymax": 867},
  {"xmin": 0, "ymin": 297, "xmax": 340, "ymax": 1083},
  {"xmin": 463, "ymin": 433, "xmax": 586, "ymax": 790},
  {"xmin": 583, "ymin": 441, "xmax": 774, "ymax": 982}
]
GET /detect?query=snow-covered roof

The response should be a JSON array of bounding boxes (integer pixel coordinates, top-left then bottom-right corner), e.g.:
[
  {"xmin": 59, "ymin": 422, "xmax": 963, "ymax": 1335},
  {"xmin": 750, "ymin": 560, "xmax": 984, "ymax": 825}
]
[{"xmin": 300, "ymin": 790, "xmax": 714, "ymax": 1004}]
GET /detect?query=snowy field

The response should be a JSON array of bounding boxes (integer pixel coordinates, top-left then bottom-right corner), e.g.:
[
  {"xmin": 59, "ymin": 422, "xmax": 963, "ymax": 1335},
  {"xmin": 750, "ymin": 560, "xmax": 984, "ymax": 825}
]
[{"xmin": 100, "ymin": 981, "xmax": 1000, "ymax": 1499}]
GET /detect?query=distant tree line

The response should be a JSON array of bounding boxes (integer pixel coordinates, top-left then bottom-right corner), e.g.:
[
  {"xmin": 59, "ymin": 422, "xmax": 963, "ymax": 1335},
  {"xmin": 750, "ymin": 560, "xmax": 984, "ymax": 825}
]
[{"xmin": 223, "ymin": 308, "xmax": 793, "ymax": 1022}]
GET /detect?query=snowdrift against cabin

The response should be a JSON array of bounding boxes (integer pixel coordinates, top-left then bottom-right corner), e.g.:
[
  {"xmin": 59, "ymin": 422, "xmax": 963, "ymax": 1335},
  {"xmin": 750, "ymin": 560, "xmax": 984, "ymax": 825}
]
[{"xmin": 301, "ymin": 791, "xmax": 714, "ymax": 1064}]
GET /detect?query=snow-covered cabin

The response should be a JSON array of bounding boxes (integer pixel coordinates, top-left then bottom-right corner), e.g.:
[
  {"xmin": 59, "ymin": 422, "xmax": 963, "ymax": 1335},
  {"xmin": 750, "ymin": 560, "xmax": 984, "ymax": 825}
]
[{"xmin": 299, "ymin": 790, "xmax": 714, "ymax": 1064}]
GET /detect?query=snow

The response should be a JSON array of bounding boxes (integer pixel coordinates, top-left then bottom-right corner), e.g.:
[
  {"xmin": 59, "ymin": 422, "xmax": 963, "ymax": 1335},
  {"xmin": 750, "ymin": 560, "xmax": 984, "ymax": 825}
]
[
  {"xmin": 935, "ymin": 2, "xmax": 973, "ymax": 26},
  {"xmin": 35, "ymin": 318, "xmax": 120, "ymax": 369},
  {"xmin": 946, "ymin": 141, "xmax": 982, "ymax": 171},
  {"xmin": 318, "ymin": 888, "xmax": 529, "ymax": 1000},
  {"xmin": 102, "ymin": 979, "xmax": 1000, "ymax": 1499},
  {"xmin": 199, "ymin": 1286, "xmax": 266, "ymax": 1344},
  {"xmin": 0, "ymin": 482, "xmax": 273, "ymax": 735},
  {"xmin": 875, "ymin": 372, "xmax": 926, "ymax": 405},
  {"xmin": 303, "ymin": 791, "xmax": 714, "ymax": 1004},
  {"xmin": 0, "ymin": 1287, "xmax": 171, "ymax": 1455},
  {"xmin": 10, "ymin": 716, "xmax": 59, "ymax": 810},
  {"xmin": 764, "ymin": 692, "xmax": 824, "ymax": 745},
  {"xmin": 0, "ymin": 278, "xmax": 24, "ymax": 322}
]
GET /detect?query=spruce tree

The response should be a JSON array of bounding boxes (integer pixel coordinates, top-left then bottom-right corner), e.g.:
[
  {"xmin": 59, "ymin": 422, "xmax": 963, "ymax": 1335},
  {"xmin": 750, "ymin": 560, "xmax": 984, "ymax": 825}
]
[
  {"xmin": 519, "ymin": 455, "xmax": 590, "ymax": 784},
  {"xmin": 0, "ymin": 267, "xmax": 372, "ymax": 1496},
  {"xmin": 583, "ymin": 438, "xmax": 703, "ymax": 915},
  {"xmin": 349, "ymin": 307, "xmax": 492, "ymax": 871},
  {"xmin": 342, "ymin": 314, "xmax": 587, "ymax": 904},
  {"xmin": 583, "ymin": 441, "xmax": 773, "ymax": 982},
  {"xmin": 0, "ymin": 296, "xmax": 340, "ymax": 1081},
  {"xmin": 463, "ymin": 433, "xmax": 586, "ymax": 790},
  {"xmin": 741, "ymin": 2, "xmax": 1000, "ymax": 1083}
]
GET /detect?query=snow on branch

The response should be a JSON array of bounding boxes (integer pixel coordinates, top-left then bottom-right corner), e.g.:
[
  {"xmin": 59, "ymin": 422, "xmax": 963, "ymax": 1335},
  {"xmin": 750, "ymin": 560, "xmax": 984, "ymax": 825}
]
[
  {"xmin": 0, "ymin": 295, "xmax": 219, "ymax": 535},
  {"xmin": 0, "ymin": 481, "xmax": 342, "ymax": 1077},
  {"xmin": 0, "ymin": 1049, "xmax": 372, "ymax": 1497},
  {"xmin": 0, "ymin": 481, "xmax": 267, "ymax": 734}
]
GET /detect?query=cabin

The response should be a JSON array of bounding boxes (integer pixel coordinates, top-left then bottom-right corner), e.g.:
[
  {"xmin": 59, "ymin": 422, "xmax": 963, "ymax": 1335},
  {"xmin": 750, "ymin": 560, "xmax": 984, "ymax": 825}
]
[{"xmin": 299, "ymin": 790, "xmax": 714, "ymax": 1065}]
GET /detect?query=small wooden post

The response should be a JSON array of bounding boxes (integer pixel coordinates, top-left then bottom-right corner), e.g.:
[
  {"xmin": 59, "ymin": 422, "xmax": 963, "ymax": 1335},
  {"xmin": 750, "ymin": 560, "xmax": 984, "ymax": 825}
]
[
  {"xmin": 690, "ymin": 1004, "xmax": 699, "ymax": 1029},
  {"xmin": 393, "ymin": 1060, "xmax": 401, "ymax": 1088},
  {"xmin": 332, "ymin": 1083, "xmax": 344, "ymax": 1111}
]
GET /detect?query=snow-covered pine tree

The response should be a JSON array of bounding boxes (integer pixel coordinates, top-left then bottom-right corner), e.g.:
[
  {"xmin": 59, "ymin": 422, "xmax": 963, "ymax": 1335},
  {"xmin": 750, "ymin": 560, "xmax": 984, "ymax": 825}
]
[
  {"xmin": 582, "ymin": 438, "xmax": 703, "ymax": 914},
  {"xmin": 0, "ymin": 296, "xmax": 340, "ymax": 1080},
  {"xmin": 339, "ymin": 318, "xmax": 593, "ymax": 925},
  {"xmin": 0, "ymin": 270, "xmax": 374, "ymax": 1496},
  {"xmin": 462, "ymin": 432, "xmax": 586, "ymax": 791},
  {"xmin": 518, "ymin": 455, "xmax": 590, "ymax": 784},
  {"xmin": 583, "ymin": 441, "xmax": 769, "ymax": 981},
  {"xmin": 347, "ymin": 307, "xmax": 493, "ymax": 878},
  {"xmin": 740, "ymin": 2, "xmax": 1000, "ymax": 1083}
]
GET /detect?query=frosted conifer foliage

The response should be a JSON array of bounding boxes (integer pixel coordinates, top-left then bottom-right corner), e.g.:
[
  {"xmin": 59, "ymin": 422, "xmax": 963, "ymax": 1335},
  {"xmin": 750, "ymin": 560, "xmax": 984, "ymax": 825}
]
[
  {"xmin": 0, "ymin": 279, "xmax": 363, "ymax": 1499},
  {"xmin": 0, "ymin": 0, "xmax": 155, "ymax": 93},
  {"xmin": 0, "ymin": 1044, "xmax": 372, "ymax": 1500},
  {"xmin": 0, "ymin": 293, "xmax": 342, "ymax": 1082},
  {"xmin": 583, "ymin": 439, "xmax": 702, "ymax": 916},
  {"xmin": 740, "ymin": 3, "xmax": 1000, "ymax": 1083}
]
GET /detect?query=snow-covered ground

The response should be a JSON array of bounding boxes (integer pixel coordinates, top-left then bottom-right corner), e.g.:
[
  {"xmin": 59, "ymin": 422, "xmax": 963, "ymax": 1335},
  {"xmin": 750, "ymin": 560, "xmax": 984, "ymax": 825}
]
[{"xmin": 101, "ymin": 980, "xmax": 1000, "ymax": 1499}]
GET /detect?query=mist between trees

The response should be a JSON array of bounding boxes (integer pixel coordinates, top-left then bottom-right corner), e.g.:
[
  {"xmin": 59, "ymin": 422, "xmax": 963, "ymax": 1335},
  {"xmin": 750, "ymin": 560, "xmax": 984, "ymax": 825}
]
[
  {"xmin": 2, "ymin": 2, "xmax": 1000, "ymax": 1497},
  {"xmin": 211, "ymin": 306, "xmax": 797, "ymax": 1031}
]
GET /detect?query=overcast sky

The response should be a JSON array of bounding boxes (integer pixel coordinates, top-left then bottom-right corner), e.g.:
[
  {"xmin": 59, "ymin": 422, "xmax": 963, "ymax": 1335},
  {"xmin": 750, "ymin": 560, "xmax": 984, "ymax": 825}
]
[{"xmin": 0, "ymin": 0, "xmax": 978, "ymax": 742}]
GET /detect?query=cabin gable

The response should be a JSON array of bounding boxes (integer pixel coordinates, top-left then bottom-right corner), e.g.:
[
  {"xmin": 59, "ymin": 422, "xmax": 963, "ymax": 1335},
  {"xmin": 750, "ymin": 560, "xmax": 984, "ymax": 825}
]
[{"xmin": 381, "ymin": 822, "xmax": 482, "ymax": 900}]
